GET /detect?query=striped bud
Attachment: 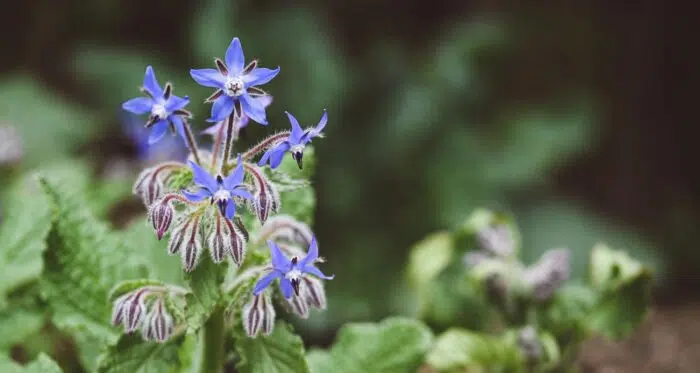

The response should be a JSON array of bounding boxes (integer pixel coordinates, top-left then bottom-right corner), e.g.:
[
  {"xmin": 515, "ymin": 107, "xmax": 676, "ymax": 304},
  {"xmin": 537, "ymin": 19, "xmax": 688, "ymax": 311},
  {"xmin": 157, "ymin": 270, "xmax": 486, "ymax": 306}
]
[
  {"xmin": 301, "ymin": 276, "xmax": 327, "ymax": 310},
  {"xmin": 477, "ymin": 224, "xmax": 514, "ymax": 257},
  {"xmin": 257, "ymin": 215, "xmax": 312, "ymax": 248},
  {"xmin": 523, "ymin": 248, "xmax": 571, "ymax": 301},
  {"xmin": 181, "ymin": 218, "xmax": 203, "ymax": 272},
  {"xmin": 111, "ymin": 293, "xmax": 130, "ymax": 326},
  {"xmin": 133, "ymin": 167, "xmax": 163, "ymax": 207},
  {"xmin": 286, "ymin": 293, "xmax": 309, "ymax": 319},
  {"xmin": 167, "ymin": 218, "xmax": 191, "ymax": 255},
  {"xmin": 148, "ymin": 198, "xmax": 174, "ymax": 240},
  {"xmin": 142, "ymin": 299, "xmax": 174, "ymax": 343},
  {"xmin": 209, "ymin": 214, "xmax": 227, "ymax": 263},
  {"xmin": 242, "ymin": 294, "xmax": 276, "ymax": 338},
  {"xmin": 222, "ymin": 216, "xmax": 246, "ymax": 265},
  {"xmin": 248, "ymin": 167, "xmax": 280, "ymax": 225},
  {"xmin": 122, "ymin": 290, "xmax": 147, "ymax": 333}
]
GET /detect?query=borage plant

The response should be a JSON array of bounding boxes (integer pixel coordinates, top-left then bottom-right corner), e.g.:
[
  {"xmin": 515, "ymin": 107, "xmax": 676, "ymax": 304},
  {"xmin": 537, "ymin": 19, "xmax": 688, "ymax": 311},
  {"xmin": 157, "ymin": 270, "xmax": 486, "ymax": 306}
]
[{"xmin": 116, "ymin": 37, "xmax": 333, "ymax": 371}]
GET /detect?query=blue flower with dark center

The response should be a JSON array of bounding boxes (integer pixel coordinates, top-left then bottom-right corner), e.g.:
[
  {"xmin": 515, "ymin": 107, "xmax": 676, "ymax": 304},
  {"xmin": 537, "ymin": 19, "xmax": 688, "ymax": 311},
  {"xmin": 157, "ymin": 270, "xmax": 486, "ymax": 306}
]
[
  {"xmin": 190, "ymin": 37, "xmax": 279, "ymax": 125},
  {"xmin": 253, "ymin": 237, "xmax": 334, "ymax": 299},
  {"xmin": 201, "ymin": 95, "xmax": 273, "ymax": 138},
  {"xmin": 122, "ymin": 66, "xmax": 192, "ymax": 144},
  {"xmin": 182, "ymin": 155, "xmax": 253, "ymax": 219},
  {"xmin": 258, "ymin": 110, "xmax": 327, "ymax": 169}
]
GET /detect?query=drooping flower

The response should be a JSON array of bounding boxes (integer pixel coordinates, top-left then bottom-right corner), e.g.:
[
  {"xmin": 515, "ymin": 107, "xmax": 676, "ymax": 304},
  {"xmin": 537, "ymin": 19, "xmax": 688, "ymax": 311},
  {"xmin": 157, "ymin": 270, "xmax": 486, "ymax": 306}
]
[
  {"xmin": 253, "ymin": 237, "xmax": 334, "ymax": 299},
  {"xmin": 122, "ymin": 112, "xmax": 186, "ymax": 164},
  {"xmin": 190, "ymin": 37, "xmax": 279, "ymax": 125},
  {"xmin": 201, "ymin": 95, "xmax": 274, "ymax": 138},
  {"xmin": 182, "ymin": 155, "xmax": 253, "ymax": 219},
  {"xmin": 122, "ymin": 66, "xmax": 192, "ymax": 144},
  {"xmin": 258, "ymin": 110, "xmax": 327, "ymax": 169}
]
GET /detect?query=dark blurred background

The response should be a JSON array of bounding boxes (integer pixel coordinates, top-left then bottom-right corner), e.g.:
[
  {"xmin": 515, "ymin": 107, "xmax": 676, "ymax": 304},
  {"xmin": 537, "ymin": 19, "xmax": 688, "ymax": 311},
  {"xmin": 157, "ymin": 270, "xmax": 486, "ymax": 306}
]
[{"xmin": 1, "ymin": 0, "xmax": 696, "ymax": 370}]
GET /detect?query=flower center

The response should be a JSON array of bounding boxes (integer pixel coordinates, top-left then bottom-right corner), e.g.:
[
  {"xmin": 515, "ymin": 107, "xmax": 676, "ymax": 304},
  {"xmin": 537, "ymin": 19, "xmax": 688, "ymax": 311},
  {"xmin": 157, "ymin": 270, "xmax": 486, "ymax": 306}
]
[
  {"xmin": 285, "ymin": 269, "xmax": 302, "ymax": 282},
  {"xmin": 224, "ymin": 77, "xmax": 245, "ymax": 97},
  {"xmin": 212, "ymin": 188, "xmax": 231, "ymax": 203},
  {"xmin": 151, "ymin": 103, "xmax": 168, "ymax": 119}
]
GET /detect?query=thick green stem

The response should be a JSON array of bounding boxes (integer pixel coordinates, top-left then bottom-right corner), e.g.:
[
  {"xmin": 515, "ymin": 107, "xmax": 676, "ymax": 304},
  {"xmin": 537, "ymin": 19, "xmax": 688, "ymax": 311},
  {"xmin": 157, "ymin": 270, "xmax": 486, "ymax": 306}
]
[{"xmin": 196, "ymin": 308, "xmax": 225, "ymax": 373}]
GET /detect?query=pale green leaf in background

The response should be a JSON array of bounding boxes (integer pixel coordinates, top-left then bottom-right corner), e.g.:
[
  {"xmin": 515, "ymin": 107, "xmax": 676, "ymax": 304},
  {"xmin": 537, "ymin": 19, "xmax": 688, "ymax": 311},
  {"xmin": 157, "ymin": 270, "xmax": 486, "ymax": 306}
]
[{"xmin": 24, "ymin": 353, "xmax": 63, "ymax": 373}]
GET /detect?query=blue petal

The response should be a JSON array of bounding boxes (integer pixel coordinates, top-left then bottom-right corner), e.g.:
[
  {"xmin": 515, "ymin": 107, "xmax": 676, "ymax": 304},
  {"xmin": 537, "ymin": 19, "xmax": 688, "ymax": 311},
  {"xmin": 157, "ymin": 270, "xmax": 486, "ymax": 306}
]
[
  {"xmin": 225, "ymin": 200, "xmax": 236, "ymax": 219},
  {"xmin": 165, "ymin": 95, "xmax": 190, "ymax": 112},
  {"xmin": 148, "ymin": 120, "xmax": 169, "ymax": 144},
  {"xmin": 201, "ymin": 122, "xmax": 223, "ymax": 137},
  {"xmin": 303, "ymin": 265, "xmax": 335, "ymax": 280},
  {"xmin": 225, "ymin": 38, "xmax": 245, "ymax": 76},
  {"xmin": 258, "ymin": 95, "xmax": 274, "ymax": 107},
  {"xmin": 299, "ymin": 236, "xmax": 319, "ymax": 268},
  {"xmin": 240, "ymin": 93, "xmax": 267, "ymax": 125},
  {"xmin": 267, "ymin": 240, "xmax": 291, "ymax": 270},
  {"xmin": 253, "ymin": 271, "xmax": 282, "ymax": 296},
  {"xmin": 182, "ymin": 188, "xmax": 211, "ymax": 202},
  {"xmin": 285, "ymin": 111, "xmax": 305, "ymax": 144},
  {"xmin": 302, "ymin": 109, "xmax": 328, "ymax": 144},
  {"xmin": 169, "ymin": 115, "xmax": 188, "ymax": 143},
  {"xmin": 269, "ymin": 145, "xmax": 289, "ymax": 169},
  {"xmin": 223, "ymin": 154, "xmax": 244, "ymax": 189},
  {"xmin": 188, "ymin": 161, "xmax": 218, "ymax": 192},
  {"xmin": 122, "ymin": 97, "xmax": 154, "ymax": 114},
  {"xmin": 208, "ymin": 96, "xmax": 236, "ymax": 123},
  {"xmin": 232, "ymin": 187, "xmax": 254, "ymax": 200},
  {"xmin": 143, "ymin": 66, "xmax": 163, "ymax": 97},
  {"xmin": 243, "ymin": 67, "xmax": 280, "ymax": 86},
  {"xmin": 190, "ymin": 68, "xmax": 226, "ymax": 88},
  {"xmin": 279, "ymin": 278, "xmax": 293, "ymax": 299}
]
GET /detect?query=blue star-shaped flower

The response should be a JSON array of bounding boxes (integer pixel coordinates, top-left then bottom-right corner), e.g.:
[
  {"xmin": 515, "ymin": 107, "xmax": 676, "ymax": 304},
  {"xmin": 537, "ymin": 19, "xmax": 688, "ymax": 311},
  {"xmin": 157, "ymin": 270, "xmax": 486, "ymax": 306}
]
[
  {"xmin": 258, "ymin": 110, "xmax": 327, "ymax": 169},
  {"xmin": 253, "ymin": 237, "xmax": 334, "ymax": 299},
  {"xmin": 201, "ymin": 95, "xmax": 273, "ymax": 138},
  {"xmin": 182, "ymin": 155, "xmax": 253, "ymax": 219},
  {"xmin": 190, "ymin": 37, "xmax": 279, "ymax": 125},
  {"xmin": 121, "ymin": 112, "xmax": 186, "ymax": 164},
  {"xmin": 122, "ymin": 66, "xmax": 191, "ymax": 144}
]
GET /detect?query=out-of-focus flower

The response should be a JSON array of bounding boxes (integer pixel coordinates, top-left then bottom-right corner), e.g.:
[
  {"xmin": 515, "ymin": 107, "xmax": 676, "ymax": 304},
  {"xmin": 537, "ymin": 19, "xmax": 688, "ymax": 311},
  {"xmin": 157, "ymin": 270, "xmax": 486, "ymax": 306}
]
[
  {"xmin": 253, "ymin": 237, "xmax": 334, "ymax": 299},
  {"xmin": 122, "ymin": 112, "xmax": 186, "ymax": 164},
  {"xmin": 190, "ymin": 37, "xmax": 279, "ymax": 124},
  {"xmin": 523, "ymin": 248, "xmax": 571, "ymax": 301},
  {"xmin": 182, "ymin": 154, "xmax": 253, "ymax": 219},
  {"xmin": 201, "ymin": 95, "xmax": 273, "ymax": 140},
  {"xmin": 258, "ymin": 110, "xmax": 327, "ymax": 169},
  {"xmin": 0, "ymin": 124, "xmax": 22, "ymax": 165},
  {"xmin": 122, "ymin": 66, "xmax": 192, "ymax": 144}
]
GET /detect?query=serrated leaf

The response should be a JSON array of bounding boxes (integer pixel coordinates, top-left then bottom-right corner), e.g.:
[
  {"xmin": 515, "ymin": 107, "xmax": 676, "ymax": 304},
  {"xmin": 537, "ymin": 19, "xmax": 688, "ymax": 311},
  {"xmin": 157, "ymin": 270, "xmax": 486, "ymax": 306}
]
[
  {"xmin": 38, "ymin": 173, "xmax": 150, "ymax": 370},
  {"xmin": 0, "ymin": 173, "xmax": 52, "ymax": 308},
  {"xmin": 184, "ymin": 255, "xmax": 225, "ymax": 333},
  {"xmin": 425, "ymin": 329, "xmax": 523, "ymax": 373},
  {"xmin": 24, "ymin": 353, "xmax": 63, "ymax": 373},
  {"xmin": 107, "ymin": 279, "xmax": 165, "ymax": 302},
  {"xmin": 0, "ymin": 77, "xmax": 97, "ymax": 165},
  {"xmin": 307, "ymin": 317, "xmax": 433, "ymax": 373},
  {"xmin": 96, "ymin": 334, "xmax": 184, "ymax": 373},
  {"xmin": 235, "ymin": 321, "xmax": 309, "ymax": 373}
]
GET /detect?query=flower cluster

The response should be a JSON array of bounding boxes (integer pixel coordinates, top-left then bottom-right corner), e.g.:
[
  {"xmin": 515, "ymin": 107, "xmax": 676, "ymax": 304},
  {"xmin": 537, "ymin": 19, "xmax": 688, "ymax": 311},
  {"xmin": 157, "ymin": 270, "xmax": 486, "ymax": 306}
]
[
  {"xmin": 119, "ymin": 36, "xmax": 334, "ymax": 341},
  {"xmin": 111, "ymin": 284, "xmax": 187, "ymax": 342}
]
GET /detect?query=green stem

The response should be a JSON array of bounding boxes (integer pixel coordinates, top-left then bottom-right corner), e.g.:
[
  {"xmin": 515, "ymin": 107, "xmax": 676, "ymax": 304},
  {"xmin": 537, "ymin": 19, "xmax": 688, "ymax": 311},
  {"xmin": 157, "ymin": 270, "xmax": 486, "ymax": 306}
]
[
  {"xmin": 196, "ymin": 308, "xmax": 225, "ymax": 373},
  {"xmin": 221, "ymin": 113, "xmax": 235, "ymax": 174}
]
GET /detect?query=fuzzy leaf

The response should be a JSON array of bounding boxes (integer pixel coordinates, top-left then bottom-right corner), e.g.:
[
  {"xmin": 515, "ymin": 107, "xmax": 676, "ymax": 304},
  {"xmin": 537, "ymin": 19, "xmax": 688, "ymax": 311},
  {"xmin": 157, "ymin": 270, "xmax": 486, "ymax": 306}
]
[
  {"xmin": 306, "ymin": 317, "xmax": 433, "ymax": 373},
  {"xmin": 24, "ymin": 353, "xmax": 63, "ymax": 373},
  {"xmin": 0, "ymin": 354, "xmax": 21, "ymax": 371},
  {"xmin": 0, "ymin": 304, "xmax": 45, "ymax": 350},
  {"xmin": 235, "ymin": 321, "xmax": 309, "ymax": 373},
  {"xmin": 38, "ymin": 173, "xmax": 150, "ymax": 370},
  {"xmin": 0, "ymin": 173, "xmax": 52, "ymax": 308},
  {"xmin": 425, "ymin": 329, "xmax": 523, "ymax": 373},
  {"xmin": 96, "ymin": 334, "xmax": 184, "ymax": 373},
  {"xmin": 184, "ymin": 255, "xmax": 225, "ymax": 333}
]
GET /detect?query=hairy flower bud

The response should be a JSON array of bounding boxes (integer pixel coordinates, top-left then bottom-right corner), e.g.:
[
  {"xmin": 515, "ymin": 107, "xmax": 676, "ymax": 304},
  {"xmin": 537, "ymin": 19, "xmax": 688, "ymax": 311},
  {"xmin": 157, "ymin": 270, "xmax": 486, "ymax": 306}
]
[
  {"xmin": 247, "ymin": 166, "xmax": 280, "ymax": 225},
  {"xmin": 222, "ymin": 216, "xmax": 246, "ymax": 265},
  {"xmin": 242, "ymin": 294, "xmax": 276, "ymax": 337},
  {"xmin": 257, "ymin": 215, "xmax": 313, "ymax": 248},
  {"xmin": 111, "ymin": 293, "xmax": 129, "ymax": 326},
  {"xmin": 523, "ymin": 248, "xmax": 571, "ymax": 301},
  {"xmin": 167, "ymin": 218, "xmax": 190, "ymax": 255},
  {"xmin": 133, "ymin": 167, "xmax": 163, "ymax": 207},
  {"xmin": 301, "ymin": 276, "xmax": 327, "ymax": 310},
  {"xmin": 168, "ymin": 214, "xmax": 203, "ymax": 271},
  {"xmin": 286, "ymin": 293, "xmax": 309, "ymax": 319},
  {"xmin": 120, "ymin": 290, "xmax": 147, "ymax": 333},
  {"xmin": 142, "ymin": 299, "xmax": 174, "ymax": 343},
  {"xmin": 518, "ymin": 326, "xmax": 542, "ymax": 362},
  {"xmin": 477, "ymin": 224, "xmax": 514, "ymax": 257},
  {"xmin": 148, "ymin": 198, "xmax": 174, "ymax": 240},
  {"xmin": 209, "ymin": 214, "xmax": 227, "ymax": 263}
]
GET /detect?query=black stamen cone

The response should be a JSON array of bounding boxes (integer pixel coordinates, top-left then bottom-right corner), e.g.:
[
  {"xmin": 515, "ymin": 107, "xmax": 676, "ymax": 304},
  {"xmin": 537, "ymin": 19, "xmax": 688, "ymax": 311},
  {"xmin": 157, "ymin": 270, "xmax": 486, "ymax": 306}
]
[
  {"xmin": 291, "ymin": 278, "xmax": 300, "ymax": 296},
  {"xmin": 292, "ymin": 151, "xmax": 303, "ymax": 169}
]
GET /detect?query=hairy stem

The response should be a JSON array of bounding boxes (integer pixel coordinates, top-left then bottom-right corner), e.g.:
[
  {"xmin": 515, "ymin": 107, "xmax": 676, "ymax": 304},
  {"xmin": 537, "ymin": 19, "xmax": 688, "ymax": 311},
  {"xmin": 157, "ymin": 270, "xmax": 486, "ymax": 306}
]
[
  {"xmin": 241, "ymin": 131, "xmax": 290, "ymax": 161},
  {"xmin": 210, "ymin": 118, "xmax": 226, "ymax": 170},
  {"xmin": 182, "ymin": 119, "xmax": 202, "ymax": 165},
  {"xmin": 221, "ymin": 113, "xmax": 236, "ymax": 174},
  {"xmin": 196, "ymin": 308, "xmax": 225, "ymax": 373}
]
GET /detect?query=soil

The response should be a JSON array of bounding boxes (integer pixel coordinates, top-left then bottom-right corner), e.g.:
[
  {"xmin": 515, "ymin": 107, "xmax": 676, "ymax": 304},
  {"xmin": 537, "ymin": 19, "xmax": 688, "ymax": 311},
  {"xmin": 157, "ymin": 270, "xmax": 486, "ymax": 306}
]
[{"xmin": 578, "ymin": 302, "xmax": 700, "ymax": 373}]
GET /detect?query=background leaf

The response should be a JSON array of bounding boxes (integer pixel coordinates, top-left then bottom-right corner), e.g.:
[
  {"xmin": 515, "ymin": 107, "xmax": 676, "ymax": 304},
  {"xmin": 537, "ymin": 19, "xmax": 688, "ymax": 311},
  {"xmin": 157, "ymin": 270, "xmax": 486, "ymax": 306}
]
[
  {"xmin": 235, "ymin": 321, "xmax": 310, "ymax": 373},
  {"xmin": 96, "ymin": 334, "xmax": 185, "ymax": 373},
  {"xmin": 184, "ymin": 255, "xmax": 226, "ymax": 333}
]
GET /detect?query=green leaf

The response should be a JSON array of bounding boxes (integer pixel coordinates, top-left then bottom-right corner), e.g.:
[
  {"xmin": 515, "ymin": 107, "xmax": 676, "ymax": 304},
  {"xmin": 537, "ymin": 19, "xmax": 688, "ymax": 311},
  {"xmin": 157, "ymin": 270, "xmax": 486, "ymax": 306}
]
[
  {"xmin": 0, "ymin": 304, "xmax": 45, "ymax": 350},
  {"xmin": 24, "ymin": 353, "xmax": 63, "ymax": 373},
  {"xmin": 306, "ymin": 317, "xmax": 433, "ymax": 373},
  {"xmin": 38, "ymin": 172, "xmax": 150, "ymax": 370},
  {"xmin": 537, "ymin": 283, "xmax": 597, "ymax": 343},
  {"xmin": 425, "ymin": 329, "xmax": 523, "ymax": 373},
  {"xmin": 0, "ymin": 77, "xmax": 97, "ymax": 165},
  {"xmin": 96, "ymin": 334, "xmax": 184, "ymax": 373},
  {"xmin": 120, "ymin": 218, "xmax": 184, "ymax": 285},
  {"xmin": 586, "ymin": 244, "xmax": 652, "ymax": 339},
  {"xmin": 272, "ymin": 146, "xmax": 318, "ymax": 225},
  {"xmin": 184, "ymin": 255, "xmax": 225, "ymax": 333},
  {"xmin": 0, "ymin": 354, "xmax": 22, "ymax": 371},
  {"xmin": 235, "ymin": 321, "xmax": 309, "ymax": 373},
  {"xmin": 405, "ymin": 231, "xmax": 453, "ymax": 315},
  {"xmin": 0, "ymin": 172, "xmax": 52, "ymax": 307}
]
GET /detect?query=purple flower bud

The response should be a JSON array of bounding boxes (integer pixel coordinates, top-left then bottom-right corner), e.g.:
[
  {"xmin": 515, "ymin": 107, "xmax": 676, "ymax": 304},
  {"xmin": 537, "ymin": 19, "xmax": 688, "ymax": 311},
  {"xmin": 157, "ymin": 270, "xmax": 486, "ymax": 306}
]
[
  {"xmin": 517, "ymin": 326, "xmax": 542, "ymax": 361},
  {"xmin": 257, "ymin": 215, "xmax": 313, "ymax": 248},
  {"xmin": 148, "ymin": 198, "xmax": 174, "ymax": 240},
  {"xmin": 181, "ymin": 221, "xmax": 203, "ymax": 272},
  {"xmin": 301, "ymin": 276, "xmax": 327, "ymax": 310},
  {"xmin": 247, "ymin": 166, "xmax": 280, "ymax": 225},
  {"xmin": 216, "ymin": 215, "xmax": 246, "ymax": 265},
  {"xmin": 142, "ymin": 299, "xmax": 174, "ymax": 343},
  {"xmin": 133, "ymin": 167, "xmax": 163, "ymax": 207},
  {"xmin": 523, "ymin": 248, "xmax": 571, "ymax": 301},
  {"xmin": 477, "ymin": 224, "xmax": 514, "ymax": 257},
  {"xmin": 122, "ymin": 290, "xmax": 147, "ymax": 333},
  {"xmin": 286, "ymin": 293, "xmax": 309, "ymax": 319},
  {"xmin": 111, "ymin": 293, "xmax": 130, "ymax": 326},
  {"xmin": 242, "ymin": 294, "xmax": 276, "ymax": 338},
  {"xmin": 167, "ymin": 218, "xmax": 191, "ymax": 255}
]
